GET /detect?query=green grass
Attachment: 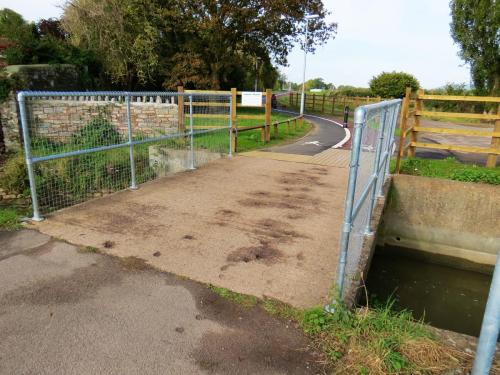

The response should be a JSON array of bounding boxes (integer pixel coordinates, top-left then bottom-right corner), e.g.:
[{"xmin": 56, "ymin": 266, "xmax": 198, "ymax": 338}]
[
  {"xmin": 209, "ymin": 285, "xmax": 464, "ymax": 374},
  {"xmin": 0, "ymin": 206, "xmax": 27, "ymax": 230},
  {"xmin": 208, "ymin": 285, "xmax": 258, "ymax": 308},
  {"xmin": 394, "ymin": 157, "xmax": 500, "ymax": 184},
  {"xmin": 236, "ymin": 121, "xmax": 312, "ymax": 153}
]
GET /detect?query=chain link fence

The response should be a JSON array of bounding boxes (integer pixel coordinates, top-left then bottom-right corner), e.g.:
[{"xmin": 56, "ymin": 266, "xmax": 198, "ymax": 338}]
[
  {"xmin": 335, "ymin": 99, "xmax": 402, "ymax": 300},
  {"xmin": 18, "ymin": 91, "xmax": 232, "ymax": 219}
]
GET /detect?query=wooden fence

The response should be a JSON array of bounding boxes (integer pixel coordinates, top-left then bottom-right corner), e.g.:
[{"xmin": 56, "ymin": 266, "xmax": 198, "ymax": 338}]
[
  {"xmin": 286, "ymin": 91, "xmax": 382, "ymax": 116},
  {"xmin": 179, "ymin": 87, "xmax": 303, "ymax": 152},
  {"xmin": 395, "ymin": 88, "xmax": 500, "ymax": 170}
]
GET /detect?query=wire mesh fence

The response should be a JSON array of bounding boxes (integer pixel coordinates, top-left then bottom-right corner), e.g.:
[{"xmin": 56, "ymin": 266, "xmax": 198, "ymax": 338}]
[
  {"xmin": 18, "ymin": 91, "xmax": 232, "ymax": 219},
  {"xmin": 335, "ymin": 99, "xmax": 402, "ymax": 300}
]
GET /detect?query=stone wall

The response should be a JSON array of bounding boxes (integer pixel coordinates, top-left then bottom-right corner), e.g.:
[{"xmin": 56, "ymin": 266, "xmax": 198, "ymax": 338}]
[
  {"xmin": 0, "ymin": 95, "xmax": 19, "ymax": 151},
  {"xmin": 0, "ymin": 96, "xmax": 179, "ymax": 151}
]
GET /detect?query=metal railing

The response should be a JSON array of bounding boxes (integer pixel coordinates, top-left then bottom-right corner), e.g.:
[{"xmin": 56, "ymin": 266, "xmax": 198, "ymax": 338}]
[
  {"xmin": 18, "ymin": 91, "xmax": 232, "ymax": 220},
  {"xmin": 335, "ymin": 99, "xmax": 402, "ymax": 299},
  {"xmin": 472, "ymin": 249, "xmax": 500, "ymax": 375}
]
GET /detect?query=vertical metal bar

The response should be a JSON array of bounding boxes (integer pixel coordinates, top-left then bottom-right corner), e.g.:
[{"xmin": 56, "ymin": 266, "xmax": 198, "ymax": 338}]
[
  {"xmin": 189, "ymin": 95, "xmax": 195, "ymax": 170},
  {"xmin": 364, "ymin": 107, "xmax": 387, "ymax": 234},
  {"xmin": 472, "ymin": 250, "xmax": 500, "ymax": 375},
  {"xmin": 378, "ymin": 103, "xmax": 400, "ymax": 196},
  {"xmin": 334, "ymin": 107, "xmax": 366, "ymax": 300},
  {"xmin": 228, "ymin": 94, "xmax": 233, "ymax": 158},
  {"xmin": 125, "ymin": 94, "xmax": 137, "ymax": 189},
  {"xmin": 18, "ymin": 92, "xmax": 43, "ymax": 221}
]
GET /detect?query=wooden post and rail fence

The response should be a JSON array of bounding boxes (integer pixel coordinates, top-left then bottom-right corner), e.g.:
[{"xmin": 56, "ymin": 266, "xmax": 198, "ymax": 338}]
[
  {"xmin": 178, "ymin": 86, "xmax": 304, "ymax": 153},
  {"xmin": 287, "ymin": 91, "xmax": 382, "ymax": 117},
  {"xmin": 395, "ymin": 88, "xmax": 500, "ymax": 170}
]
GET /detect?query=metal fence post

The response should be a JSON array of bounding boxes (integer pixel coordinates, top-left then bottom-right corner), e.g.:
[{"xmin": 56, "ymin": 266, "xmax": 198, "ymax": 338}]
[
  {"xmin": 125, "ymin": 93, "xmax": 137, "ymax": 189},
  {"xmin": 189, "ymin": 95, "xmax": 195, "ymax": 170},
  {"xmin": 228, "ymin": 94, "xmax": 233, "ymax": 158},
  {"xmin": 472, "ymin": 250, "xmax": 500, "ymax": 375},
  {"xmin": 334, "ymin": 107, "xmax": 366, "ymax": 300},
  {"xmin": 364, "ymin": 108, "xmax": 387, "ymax": 234},
  {"xmin": 18, "ymin": 92, "xmax": 43, "ymax": 221}
]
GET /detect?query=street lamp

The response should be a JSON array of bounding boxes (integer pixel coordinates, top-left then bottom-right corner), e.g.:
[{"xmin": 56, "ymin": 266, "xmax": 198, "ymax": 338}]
[{"xmin": 300, "ymin": 14, "xmax": 319, "ymax": 116}]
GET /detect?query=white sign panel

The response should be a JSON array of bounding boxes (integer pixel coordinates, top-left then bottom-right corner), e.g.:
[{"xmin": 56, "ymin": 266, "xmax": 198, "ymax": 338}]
[{"xmin": 241, "ymin": 91, "xmax": 262, "ymax": 107}]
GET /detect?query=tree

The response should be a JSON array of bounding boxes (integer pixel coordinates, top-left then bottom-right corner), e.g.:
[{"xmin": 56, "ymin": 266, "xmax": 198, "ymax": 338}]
[
  {"xmin": 369, "ymin": 72, "xmax": 420, "ymax": 98},
  {"xmin": 305, "ymin": 77, "xmax": 328, "ymax": 90},
  {"xmin": 62, "ymin": 0, "xmax": 337, "ymax": 90},
  {"xmin": 450, "ymin": 0, "xmax": 499, "ymax": 96}
]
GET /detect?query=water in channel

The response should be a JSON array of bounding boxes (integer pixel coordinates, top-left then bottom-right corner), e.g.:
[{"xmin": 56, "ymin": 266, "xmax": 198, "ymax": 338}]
[{"xmin": 364, "ymin": 245, "xmax": 493, "ymax": 337}]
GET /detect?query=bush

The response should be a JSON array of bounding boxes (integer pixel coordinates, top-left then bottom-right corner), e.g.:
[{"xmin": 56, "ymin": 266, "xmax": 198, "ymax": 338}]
[
  {"xmin": 0, "ymin": 152, "xmax": 29, "ymax": 195},
  {"xmin": 369, "ymin": 71, "xmax": 420, "ymax": 98},
  {"xmin": 335, "ymin": 85, "xmax": 373, "ymax": 97}
]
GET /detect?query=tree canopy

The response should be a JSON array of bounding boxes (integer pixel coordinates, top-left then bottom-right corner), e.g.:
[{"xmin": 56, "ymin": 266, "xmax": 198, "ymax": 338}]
[
  {"xmin": 449, "ymin": 0, "xmax": 499, "ymax": 95},
  {"xmin": 62, "ymin": 0, "xmax": 337, "ymax": 90},
  {"xmin": 369, "ymin": 72, "xmax": 420, "ymax": 98}
]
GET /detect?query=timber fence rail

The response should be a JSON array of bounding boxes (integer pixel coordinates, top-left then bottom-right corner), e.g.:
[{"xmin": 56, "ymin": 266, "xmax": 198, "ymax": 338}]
[
  {"xmin": 181, "ymin": 87, "xmax": 303, "ymax": 153},
  {"xmin": 19, "ymin": 90, "xmax": 232, "ymax": 220},
  {"xmin": 285, "ymin": 91, "xmax": 383, "ymax": 117},
  {"xmin": 395, "ymin": 88, "xmax": 500, "ymax": 170}
]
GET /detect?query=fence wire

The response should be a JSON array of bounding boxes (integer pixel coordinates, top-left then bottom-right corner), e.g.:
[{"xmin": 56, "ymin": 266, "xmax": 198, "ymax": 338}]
[
  {"xmin": 335, "ymin": 99, "xmax": 402, "ymax": 301},
  {"xmin": 19, "ymin": 91, "xmax": 231, "ymax": 219}
]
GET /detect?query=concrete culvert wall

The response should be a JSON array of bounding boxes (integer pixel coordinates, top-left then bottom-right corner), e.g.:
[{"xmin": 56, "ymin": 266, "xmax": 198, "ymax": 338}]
[{"xmin": 379, "ymin": 174, "xmax": 500, "ymax": 269}]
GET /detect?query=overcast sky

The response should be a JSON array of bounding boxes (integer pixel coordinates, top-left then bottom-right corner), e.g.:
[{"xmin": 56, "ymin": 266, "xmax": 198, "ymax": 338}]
[{"xmin": 0, "ymin": 0, "xmax": 471, "ymax": 89}]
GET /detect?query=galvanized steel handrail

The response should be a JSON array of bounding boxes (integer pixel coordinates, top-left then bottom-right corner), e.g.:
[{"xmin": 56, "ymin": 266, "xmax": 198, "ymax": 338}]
[
  {"xmin": 18, "ymin": 90, "xmax": 232, "ymax": 221},
  {"xmin": 335, "ymin": 99, "xmax": 402, "ymax": 300}
]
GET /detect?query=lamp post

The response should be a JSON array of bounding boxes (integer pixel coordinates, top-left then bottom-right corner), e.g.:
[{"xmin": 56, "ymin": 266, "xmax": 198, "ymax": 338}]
[
  {"xmin": 300, "ymin": 14, "xmax": 319, "ymax": 116},
  {"xmin": 254, "ymin": 57, "xmax": 261, "ymax": 92}
]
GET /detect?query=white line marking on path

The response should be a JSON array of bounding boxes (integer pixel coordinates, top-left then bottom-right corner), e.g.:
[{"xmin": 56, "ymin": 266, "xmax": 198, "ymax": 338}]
[{"xmin": 274, "ymin": 109, "xmax": 351, "ymax": 149}]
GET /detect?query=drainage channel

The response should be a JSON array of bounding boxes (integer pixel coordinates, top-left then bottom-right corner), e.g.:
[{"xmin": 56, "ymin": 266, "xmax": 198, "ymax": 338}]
[{"xmin": 363, "ymin": 245, "xmax": 493, "ymax": 337}]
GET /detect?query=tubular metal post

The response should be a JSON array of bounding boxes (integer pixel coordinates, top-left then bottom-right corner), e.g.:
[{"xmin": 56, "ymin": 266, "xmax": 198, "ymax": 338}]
[
  {"xmin": 18, "ymin": 92, "xmax": 43, "ymax": 221},
  {"xmin": 189, "ymin": 95, "xmax": 195, "ymax": 170},
  {"xmin": 334, "ymin": 107, "xmax": 366, "ymax": 300},
  {"xmin": 125, "ymin": 94, "xmax": 137, "ymax": 189},
  {"xmin": 364, "ymin": 108, "xmax": 387, "ymax": 235},
  {"xmin": 228, "ymin": 94, "xmax": 233, "ymax": 158},
  {"xmin": 472, "ymin": 251, "xmax": 500, "ymax": 375}
]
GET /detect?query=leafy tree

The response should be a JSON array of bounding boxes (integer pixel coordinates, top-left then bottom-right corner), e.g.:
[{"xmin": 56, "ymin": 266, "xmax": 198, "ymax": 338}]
[
  {"xmin": 305, "ymin": 77, "xmax": 328, "ymax": 90},
  {"xmin": 0, "ymin": 9, "xmax": 101, "ymax": 87},
  {"xmin": 369, "ymin": 72, "xmax": 420, "ymax": 98},
  {"xmin": 450, "ymin": 0, "xmax": 499, "ymax": 95},
  {"xmin": 62, "ymin": 0, "xmax": 337, "ymax": 90}
]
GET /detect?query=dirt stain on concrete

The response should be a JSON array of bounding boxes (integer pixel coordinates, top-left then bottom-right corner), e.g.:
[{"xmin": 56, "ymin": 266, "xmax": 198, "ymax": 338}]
[{"xmin": 227, "ymin": 240, "xmax": 282, "ymax": 265}]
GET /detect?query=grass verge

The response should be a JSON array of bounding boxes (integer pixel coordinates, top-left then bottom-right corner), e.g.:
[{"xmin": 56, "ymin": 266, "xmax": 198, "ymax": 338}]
[
  {"xmin": 393, "ymin": 157, "xmax": 500, "ymax": 185},
  {"xmin": 236, "ymin": 121, "xmax": 312, "ymax": 153},
  {"xmin": 209, "ymin": 285, "xmax": 473, "ymax": 374}
]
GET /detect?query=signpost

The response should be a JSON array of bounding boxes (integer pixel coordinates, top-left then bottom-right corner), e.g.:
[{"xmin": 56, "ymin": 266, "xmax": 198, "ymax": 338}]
[{"xmin": 241, "ymin": 91, "xmax": 262, "ymax": 107}]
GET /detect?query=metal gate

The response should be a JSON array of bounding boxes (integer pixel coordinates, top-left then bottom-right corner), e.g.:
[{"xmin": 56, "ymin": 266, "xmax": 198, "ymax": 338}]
[
  {"xmin": 18, "ymin": 91, "xmax": 232, "ymax": 220},
  {"xmin": 335, "ymin": 99, "xmax": 402, "ymax": 299}
]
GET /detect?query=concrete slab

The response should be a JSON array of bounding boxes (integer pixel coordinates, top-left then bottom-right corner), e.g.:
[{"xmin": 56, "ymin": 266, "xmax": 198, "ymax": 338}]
[
  {"xmin": 32, "ymin": 156, "xmax": 348, "ymax": 308},
  {"xmin": 0, "ymin": 229, "xmax": 326, "ymax": 375}
]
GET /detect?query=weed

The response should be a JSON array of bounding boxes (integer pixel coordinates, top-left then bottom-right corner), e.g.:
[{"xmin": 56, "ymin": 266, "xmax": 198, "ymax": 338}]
[
  {"xmin": 0, "ymin": 207, "xmax": 24, "ymax": 230},
  {"xmin": 208, "ymin": 285, "xmax": 258, "ymax": 308},
  {"xmin": 79, "ymin": 246, "xmax": 99, "ymax": 253}
]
